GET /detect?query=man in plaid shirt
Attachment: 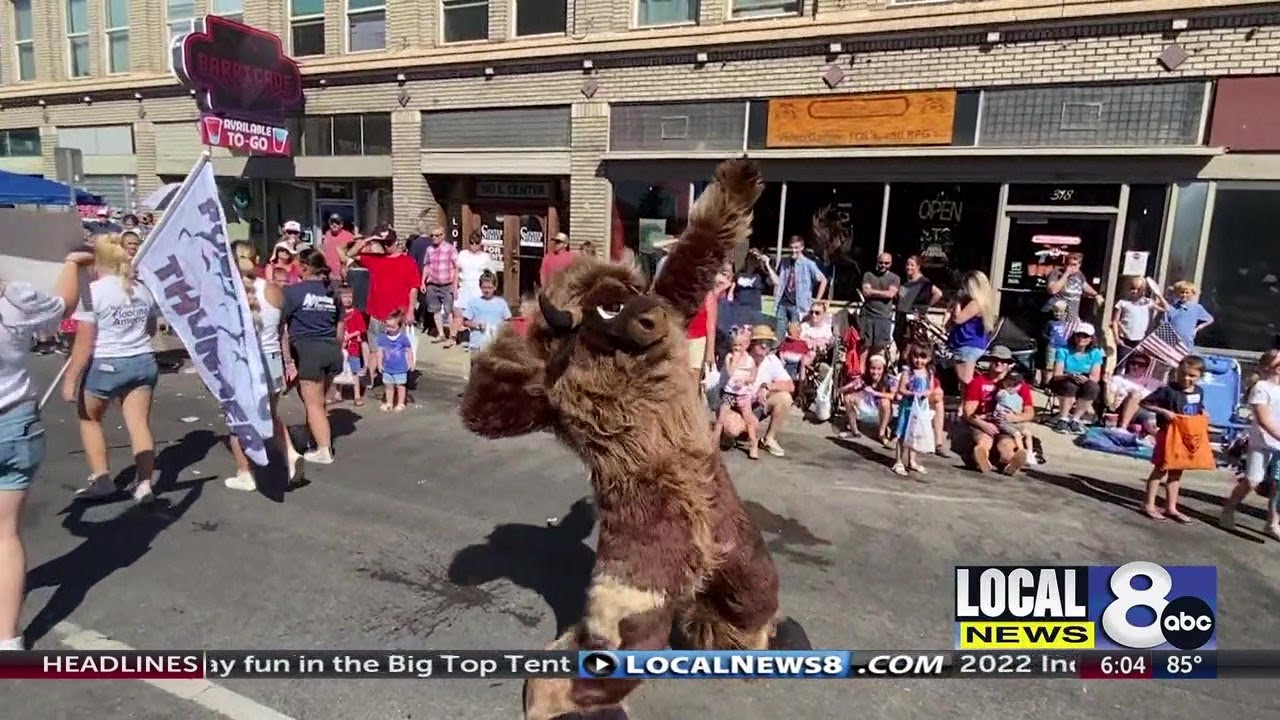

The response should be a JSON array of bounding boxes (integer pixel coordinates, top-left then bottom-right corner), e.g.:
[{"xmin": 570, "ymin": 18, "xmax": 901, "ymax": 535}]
[{"xmin": 419, "ymin": 227, "xmax": 459, "ymax": 347}]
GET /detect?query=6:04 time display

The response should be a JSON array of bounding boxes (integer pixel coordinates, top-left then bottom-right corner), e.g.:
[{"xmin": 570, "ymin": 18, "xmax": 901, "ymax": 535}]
[{"xmin": 1079, "ymin": 652, "xmax": 1152, "ymax": 680}]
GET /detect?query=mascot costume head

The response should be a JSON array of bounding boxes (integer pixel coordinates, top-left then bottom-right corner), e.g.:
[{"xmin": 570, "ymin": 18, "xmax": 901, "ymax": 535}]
[{"xmin": 461, "ymin": 157, "xmax": 810, "ymax": 720}]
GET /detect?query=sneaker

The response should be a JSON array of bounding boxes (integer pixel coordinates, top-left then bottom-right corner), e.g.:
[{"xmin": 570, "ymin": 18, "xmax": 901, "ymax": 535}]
[
  {"xmin": 1268, "ymin": 523, "xmax": 1280, "ymax": 541},
  {"xmin": 761, "ymin": 438, "xmax": 786, "ymax": 457},
  {"xmin": 838, "ymin": 430, "xmax": 860, "ymax": 440},
  {"xmin": 1052, "ymin": 418, "xmax": 1072, "ymax": 434},
  {"xmin": 224, "ymin": 471, "xmax": 256, "ymax": 492},
  {"xmin": 0, "ymin": 636, "xmax": 23, "ymax": 651},
  {"xmin": 1218, "ymin": 507, "xmax": 1236, "ymax": 531},
  {"xmin": 129, "ymin": 480, "xmax": 155, "ymax": 505},
  {"xmin": 74, "ymin": 473, "xmax": 116, "ymax": 499},
  {"xmin": 304, "ymin": 447, "xmax": 335, "ymax": 464},
  {"xmin": 1068, "ymin": 419, "xmax": 1086, "ymax": 434}
]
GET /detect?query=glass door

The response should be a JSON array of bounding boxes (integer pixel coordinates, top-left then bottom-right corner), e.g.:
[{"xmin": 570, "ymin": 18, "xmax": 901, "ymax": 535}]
[
  {"xmin": 513, "ymin": 213, "xmax": 547, "ymax": 304},
  {"xmin": 998, "ymin": 212, "xmax": 1115, "ymax": 337}
]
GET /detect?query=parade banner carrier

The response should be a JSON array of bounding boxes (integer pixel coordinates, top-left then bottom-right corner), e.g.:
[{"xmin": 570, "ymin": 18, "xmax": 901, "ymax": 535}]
[{"xmin": 133, "ymin": 154, "xmax": 273, "ymax": 465}]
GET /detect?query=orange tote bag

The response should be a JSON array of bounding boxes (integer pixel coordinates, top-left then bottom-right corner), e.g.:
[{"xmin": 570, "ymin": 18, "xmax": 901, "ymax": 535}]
[{"xmin": 1160, "ymin": 414, "xmax": 1215, "ymax": 471}]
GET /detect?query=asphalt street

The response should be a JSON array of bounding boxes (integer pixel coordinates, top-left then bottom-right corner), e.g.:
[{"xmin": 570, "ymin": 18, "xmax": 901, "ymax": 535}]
[{"xmin": 3, "ymin": 354, "xmax": 1280, "ymax": 720}]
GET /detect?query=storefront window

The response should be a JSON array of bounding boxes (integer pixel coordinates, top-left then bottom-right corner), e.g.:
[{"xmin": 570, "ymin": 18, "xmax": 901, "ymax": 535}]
[
  {"xmin": 1198, "ymin": 186, "xmax": 1280, "ymax": 352},
  {"xmin": 1165, "ymin": 181, "xmax": 1208, "ymax": 287},
  {"xmin": 612, "ymin": 180, "xmax": 690, "ymax": 280},
  {"xmin": 781, "ymin": 183, "xmax": 883, "ymax": 302},
  {"xmin": 885, "ymin": 183, "xmax": 999, "ymax": 295},
  {"xmin": 1119, "ymin": 184, "xmax": 1169, "ymax": 279}
]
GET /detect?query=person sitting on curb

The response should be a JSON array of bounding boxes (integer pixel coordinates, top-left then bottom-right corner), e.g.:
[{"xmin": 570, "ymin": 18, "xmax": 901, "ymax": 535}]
[
  {"xmin": 960, "ymin": 345, "xmax": 1033, "ymax": 475},
  {"xmin": 717, "ymin": 325, "xmax": 794, "ymax": 458}
]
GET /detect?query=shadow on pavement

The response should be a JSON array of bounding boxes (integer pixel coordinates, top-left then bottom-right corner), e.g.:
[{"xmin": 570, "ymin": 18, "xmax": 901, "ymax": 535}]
[{"xmin": 446, "ymin": 497, "xmax": 596, "ymax": 636}]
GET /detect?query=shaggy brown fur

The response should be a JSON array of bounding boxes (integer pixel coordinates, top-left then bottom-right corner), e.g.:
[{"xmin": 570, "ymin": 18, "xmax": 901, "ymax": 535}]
[{"xmin": 461, "ymin": 157, "xmax": 804, "ymax": 720}]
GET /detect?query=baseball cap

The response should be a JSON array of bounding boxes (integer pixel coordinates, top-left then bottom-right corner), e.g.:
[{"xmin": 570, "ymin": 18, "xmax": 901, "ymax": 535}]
[
  {"xmin": 283, "ymin": 220, "xmax": 302, "ymax": 233},
  {"xmin": 1075, "ymin": 322, "xmax": 1096, "ymax": 337},
  {"xmin": 273, "ymin": 240, "xmax": 295, "ymax": 254},
  {"xmin": 983, "ymin": 345, "xmax": 1015, "ymax": 361},
  {"xmin": 328, "ymin": 213, "xmax": 344, "ymax": 223}
]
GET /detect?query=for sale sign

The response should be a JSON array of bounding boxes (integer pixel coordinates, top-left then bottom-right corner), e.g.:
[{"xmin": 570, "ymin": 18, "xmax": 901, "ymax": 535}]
[{"xmin": 199, "ymin": 115, "xmax": 291, "ymax": 156}]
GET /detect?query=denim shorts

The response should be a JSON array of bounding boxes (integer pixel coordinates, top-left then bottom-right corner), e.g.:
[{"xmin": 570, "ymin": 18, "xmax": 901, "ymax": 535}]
[
  {"xmin": 953, "ymin": 345, "xmax": 986, "ymax": 364},
  {"xmin": 347, "ymin": 355, "xmax": 364, "ymax": 373},
  {"xmin": 384, "ymin": 372, "xmax": 408, "ymax": 385},
  {"xmin": 263, "ymin": 351, "xmax": 285, "ymax": 394},
  {"xmin": 0, "ymin": 402, "xmax": 45, "ymax": 491},
  {"xmin": 84, "ymin": 353, "xmax": 159, "ymax": 399}
]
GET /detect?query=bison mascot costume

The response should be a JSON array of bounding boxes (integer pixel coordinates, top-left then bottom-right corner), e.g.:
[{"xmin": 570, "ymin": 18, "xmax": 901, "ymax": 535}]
[{"xmin": 460, "ymin": 157, "xmax": 810, "ymax": 720}]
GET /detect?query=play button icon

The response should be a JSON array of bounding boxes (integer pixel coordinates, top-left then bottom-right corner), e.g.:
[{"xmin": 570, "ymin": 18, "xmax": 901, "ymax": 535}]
[{"xmin": 582, "ymin": 652, "xmax": 619, "ymax": 678}]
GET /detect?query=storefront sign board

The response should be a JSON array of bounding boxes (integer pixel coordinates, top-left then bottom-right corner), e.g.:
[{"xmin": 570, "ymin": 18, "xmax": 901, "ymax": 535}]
[
  {"xmin": 198, "ymin": 115, "xmax": 292, "ymax": 157},
  {"xmin": 765, "ymin": 91, "xmax": 956, "ymax": 148},
  {"xmin": 476, "ymin": 181, "xmax": 552, "ymax": 201},
  {"xmin": 172, "ymin": 15, "xmax": 303, "ymax": 125}
]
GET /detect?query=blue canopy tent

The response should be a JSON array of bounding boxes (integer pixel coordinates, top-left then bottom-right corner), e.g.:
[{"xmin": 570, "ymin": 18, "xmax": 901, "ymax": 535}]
[{"xmin": 0, "ymin": 169, "xmax": 102, "ymax": 205}]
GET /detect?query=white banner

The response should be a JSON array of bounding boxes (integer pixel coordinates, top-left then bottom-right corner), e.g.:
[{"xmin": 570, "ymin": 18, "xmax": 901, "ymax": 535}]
[{"xmin": 133, "ymin": 156, "xmax": 273, "ymax": 465}]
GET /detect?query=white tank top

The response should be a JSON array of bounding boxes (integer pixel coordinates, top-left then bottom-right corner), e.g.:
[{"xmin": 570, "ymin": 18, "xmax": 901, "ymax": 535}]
[{"xmin": 254, "ymin": 278, "xmax": 282, "ymax": 355}]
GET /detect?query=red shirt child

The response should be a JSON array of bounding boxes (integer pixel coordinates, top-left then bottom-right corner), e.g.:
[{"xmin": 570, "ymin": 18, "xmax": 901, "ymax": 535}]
[{"xmin": 343, "ymin": 305, "xmax": 368, "ymax": 371}]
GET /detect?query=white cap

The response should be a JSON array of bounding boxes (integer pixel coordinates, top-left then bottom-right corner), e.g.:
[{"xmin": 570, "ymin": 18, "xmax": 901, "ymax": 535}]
[
  {"xmin": 283, "ymin": 220, "xmax": 302, "ymax": 233},
  {"xmin": 1075, "ymin": 322, "xmax": 1096, "ymax": 336}
]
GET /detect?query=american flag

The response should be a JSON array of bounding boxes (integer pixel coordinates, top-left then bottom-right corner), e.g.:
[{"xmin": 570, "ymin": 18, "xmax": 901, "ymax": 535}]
[{"xmin": 1134, "ymin": 319, "xmax": 1192, "ymax": 369}]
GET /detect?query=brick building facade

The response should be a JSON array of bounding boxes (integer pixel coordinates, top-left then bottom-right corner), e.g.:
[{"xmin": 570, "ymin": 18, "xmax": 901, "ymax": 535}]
[{"xmin": 1, "ymin": 0, "xmax": 1279, "ymax": 352}]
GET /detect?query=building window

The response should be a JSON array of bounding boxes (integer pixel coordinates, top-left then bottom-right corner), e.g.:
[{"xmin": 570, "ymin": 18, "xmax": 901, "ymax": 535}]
[
  {"xmin": 514, "ymin": 0, "xmax": 565, "ymax": 36},
  {"xmin": 611, "ymin": 180, "xmax": 690, "ymax": 279},
  {"xmin": 211, "ymin": 0, "xmax": 243, "ymax": 23},
  {"xmin": 0, "ymin": 128, "xmax": 42, "ymax": 156},
  {"xmin": 66, "ymin": 0, "xmax": 90, "ymax": 77},
  {"xmin": 291, "ymin": 0, "xmax": 325, "ymax": 56},
  {"xmin": 103, "ymin": 0, "xmax": 129, "ymax": 73},
  {"xmin": 442, "ymin": 0, "xmax": 488, "ymax": 43},
  {"xmin": 167, "ymin": 0, "xmax": 196, "ymax": 44},
  {"xmin": 729, "ymin": 0, "xmax": 798, "ymax": 18},
  {"xmin": 1198, "ymin": 186, "xmax": 1280, "ymax": 353},
  {"xmin": 13, "ymin": 0, "xmax": 36, "ymax": 82},
  {"xmin": 886, "ymin": 183, "xmax": 1000, "ymax": 294},
  {"xmin": 347, "ymin": 0, "xmax": 386, "ymax": 51},
  {"xmin": 636, "ymin": 0, "xmax": 697, "ymax": 26},
  {"xmin": 783, "ymin": 183, "xmax": 885, "ymax": 302},
  {"xmin": 287, "ymin": 114, "xmax": 392, "ymax": 156}
]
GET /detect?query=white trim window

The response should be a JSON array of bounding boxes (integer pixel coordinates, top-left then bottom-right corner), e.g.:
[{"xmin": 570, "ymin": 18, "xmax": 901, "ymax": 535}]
[
  {"xmin": 729, "ymin": 0, "xmax": 798, "ymax": 19},
  {"xmin": 13, "ymin": 0, "xmax": 36, "ymax": 82},
  {"xmin": 291, "ymin": 0, "xmax": 325, "ymax": 56},
  {"xmin": 347, "ymin": 0, "xmax": 386, "ymax": 52},
  {"xmin": 635, "ymin": 0, "xmax": 698, "ymax": 26},
  {"xmin": 441, "ymin": 0, "xmax": 488, "ymax": 43},
  {"xmin": 211, "ymin": 0, "xmax": 244, "ymax": 23},
  {"xmin": 104, "ymin": 0, "xmax": 129, "ymax": 73},
  {"xmin": 166, "ymin": 0, "xmax": 196, "ymax": 44},
  {"xmin": 66, "ymin": 0, "xmax": 90, "ymax": 77},
  {"xmin": 514, "ymin": 0, "xmax": 566, "ymax": 36}
]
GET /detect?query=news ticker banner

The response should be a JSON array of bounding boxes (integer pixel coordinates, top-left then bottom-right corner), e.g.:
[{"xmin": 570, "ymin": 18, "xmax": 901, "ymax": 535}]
[
  {"xmin": 6, "ymin": 650, "xmax": 1280, "ymax": 681},
  {"xmin": 953, "ymin": 562, "xmax": 1218, "ymax": 652}
]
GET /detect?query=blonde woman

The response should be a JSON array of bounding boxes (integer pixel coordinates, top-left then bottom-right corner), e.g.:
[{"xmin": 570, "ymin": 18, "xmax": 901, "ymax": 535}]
[
  {"xmin": 946, "ymin": 271, "xmax": 998, "ymax": 389},
  {"xmin": 0, "ymin": 250, "xmax": 95, "ymax": 650},
  {"xmin": 62, "ymin": 234, "xmax": 160, "ymax": 503},
  {"xmin": 224, "ymin": 242, "xmax": 303, "ymax": 492}
]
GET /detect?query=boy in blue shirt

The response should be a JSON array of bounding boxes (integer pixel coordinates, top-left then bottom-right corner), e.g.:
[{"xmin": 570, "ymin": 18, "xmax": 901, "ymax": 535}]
[
  {"xmin": 373, "ymin": 309, "xmax": 414, "ymax": 412},
  {"xmin": 1040, "ymin": 299, "xmax": 1070, "ymax": 387},
  {"xmin": 1164, "ymin": 280, "xmax": 1214, "ymax": 347},
  {"xmin": 463, "ymin": 271, "xmax": 511, "ymax": 355}
]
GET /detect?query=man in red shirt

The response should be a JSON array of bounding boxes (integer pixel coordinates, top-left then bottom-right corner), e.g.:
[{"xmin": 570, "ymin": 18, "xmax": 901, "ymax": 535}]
[
  {"xmin": 322, "ymin": 213, "xmax": 354, "ymax": 285},
  {"xmin": 962, "ymin": 345, "xmax": 1034, "ymax": 475},
  {"xmin": 539, "ymin": 232, "xmax": 575, "ymax": 286},
  {"xmin": 348, "ymin": 228, "xmax": 419, "ymax": 349}
]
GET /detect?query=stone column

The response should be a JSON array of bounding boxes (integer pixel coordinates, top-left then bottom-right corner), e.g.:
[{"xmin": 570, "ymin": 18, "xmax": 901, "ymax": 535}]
[
  {"xmin": 133, "ymin": 120, "xmax": 160, "ymax": 200},
  {"xmin": 391, "ymin": 109, "xmax": 438, "ymax": 228},
  {"xmin": 39, "ymin": 125, "xmax": 59, "ymax": 178},
  {"xmin": 569, "ymin": 101, "xmax": 609, "ymax": 254}
]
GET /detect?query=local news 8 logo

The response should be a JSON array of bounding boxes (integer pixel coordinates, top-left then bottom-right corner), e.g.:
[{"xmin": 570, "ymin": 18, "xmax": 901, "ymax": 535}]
[{"xmin": 1099, "ymin": 561, "xmax": 1216, "ymax": 650}]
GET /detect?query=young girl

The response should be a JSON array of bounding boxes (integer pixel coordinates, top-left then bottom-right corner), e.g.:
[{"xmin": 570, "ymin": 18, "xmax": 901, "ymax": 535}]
[
  {"xmin": 713, "ymin": 328, "xmax": 761, "ymax": 460},
  {"xmin": 1219, "ymin": 349, "xmax": 1280, "ymax": 538},
  {"xmin": 893, "ymin": 345, "xmax": 938, "ymax": 476},
  {"xmin": 1039, "ymin": 300, "xmax": 1070, "ymax": 387},
  {"xmin": 1140, "ymin": 355, "xmax": 1207, "ymax": 523},
  {"xmin": 1112, "ymin": 275, "xmax": 1165, "ymax": 352},
  {"xmin": 374, "ymin": 309, "xmax": 414, "ymax": 412},
  {"xmin": 837, "ymin": 355, "xmax": 894, "ymax": 441},
  {"xmin": 777, "ymin": 322, "xmax": 811, "ymax": 378},
  {"xmin": 339, "ymin": 286, "xmax": 368, "ymax": 407}
]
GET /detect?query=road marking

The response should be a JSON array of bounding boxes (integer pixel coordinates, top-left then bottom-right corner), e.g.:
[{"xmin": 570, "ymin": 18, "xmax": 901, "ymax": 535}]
[
  {"xmin": 53, "ymin": 621, "xmax": 297, "ymax": 720},
  {"xmin": 830, "ymin": 483, "xmax": 1000, "ymax": 504}
]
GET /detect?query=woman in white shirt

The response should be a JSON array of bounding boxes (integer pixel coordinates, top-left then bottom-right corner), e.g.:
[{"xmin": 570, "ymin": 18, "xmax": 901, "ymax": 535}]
[
  {"xmin": 0, "ymin": 249, "xmax": 95, "ymax": 650},
  {"xmin": 62, "ymin": 234, "xmax": 161, "ymax": 504},
  {"xmin": 1220, "ymin": 349, "xmax": 1280, "ymax": 538},
  {"xmin": 450, "ymin": 234, "xmax": 495, "ymax": 343}
]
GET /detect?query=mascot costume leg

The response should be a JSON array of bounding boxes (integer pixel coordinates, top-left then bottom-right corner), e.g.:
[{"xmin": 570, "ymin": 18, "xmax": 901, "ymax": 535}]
[{"xmin": 461, "ymin": 157, "xmax": 811, "ymax": 720}]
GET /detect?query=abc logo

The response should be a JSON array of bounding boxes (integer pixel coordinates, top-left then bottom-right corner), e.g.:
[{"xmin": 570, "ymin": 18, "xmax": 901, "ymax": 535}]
[{"xmin": 1100, "ymin": 562, "xmax": 1216, "ymax": 650}]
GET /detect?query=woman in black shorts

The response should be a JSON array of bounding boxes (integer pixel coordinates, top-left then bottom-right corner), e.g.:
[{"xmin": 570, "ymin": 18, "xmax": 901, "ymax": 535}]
[{"xmin": 282, "ymin": 250, "xmax": 344, "ymax": 465}]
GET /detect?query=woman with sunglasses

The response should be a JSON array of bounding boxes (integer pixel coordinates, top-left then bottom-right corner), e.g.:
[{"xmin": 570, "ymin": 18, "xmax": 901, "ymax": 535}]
[{"xmin": 451, "ymin": 232, "xmax": 496, "ymax": 344}]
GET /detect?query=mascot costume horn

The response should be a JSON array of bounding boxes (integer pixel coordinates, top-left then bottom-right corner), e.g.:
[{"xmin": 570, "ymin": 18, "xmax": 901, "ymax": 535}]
[{"xmin": 460, "ymin": 157, "xmax": 811, "ymax": 720}]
